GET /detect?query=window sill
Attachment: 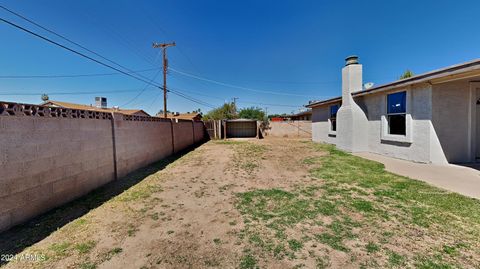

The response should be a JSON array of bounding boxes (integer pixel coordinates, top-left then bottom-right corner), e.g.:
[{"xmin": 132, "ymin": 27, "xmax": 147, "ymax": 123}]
[{"xmin": 381, "ymin": 134, "xmax": 412, "ymax": 144}]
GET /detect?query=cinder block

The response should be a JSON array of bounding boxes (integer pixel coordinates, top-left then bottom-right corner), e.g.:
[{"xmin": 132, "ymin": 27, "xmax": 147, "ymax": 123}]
[
  {"xmin": 52, "ymin": 176, "xmax": 77, "ymax": 194},
  {"xmin": 0, "ymin": 212, "xmax": 12, "ymax": 233},
  {"xmin": 7, "ymin": 175, "xmax": 41, "ymax": 195},
  {"xmin": 0, "ymin": 192, "xmax": 27, "ymax": 214}
]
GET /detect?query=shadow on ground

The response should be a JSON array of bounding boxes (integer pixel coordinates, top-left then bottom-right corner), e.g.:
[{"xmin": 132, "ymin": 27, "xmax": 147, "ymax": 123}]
[{"xmin": 0, "ymin": 142, "xmax": 205, "ymax": 265}]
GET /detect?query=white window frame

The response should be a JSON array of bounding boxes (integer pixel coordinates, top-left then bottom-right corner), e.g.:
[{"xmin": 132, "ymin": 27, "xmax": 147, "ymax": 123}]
[
  {"xmin": 381, "ymin": 89, "xmax": 413, "ymax": 143},
  {"xmin": 328, "ymin": 104, "xmax": 339, "ymax": 136}
]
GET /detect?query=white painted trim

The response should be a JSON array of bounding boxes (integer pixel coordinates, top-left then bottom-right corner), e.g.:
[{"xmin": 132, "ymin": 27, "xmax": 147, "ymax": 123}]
[
  {"xmin": 327, "ymin": 119, "xmax": 337, "ymax": 137},
  {"xmin": 469, "ymin": 82, "xmax": 480, "ymax": 162},
  {"xmin": 380, "ymin": 89, "xmax": 413, "ymax": 143}
]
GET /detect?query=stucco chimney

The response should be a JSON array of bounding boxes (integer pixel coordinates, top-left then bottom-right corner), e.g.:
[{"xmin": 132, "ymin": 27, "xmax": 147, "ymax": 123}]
[{"xmin": 336, "ymin": 55, "xmax": 369, "ymax": 152}]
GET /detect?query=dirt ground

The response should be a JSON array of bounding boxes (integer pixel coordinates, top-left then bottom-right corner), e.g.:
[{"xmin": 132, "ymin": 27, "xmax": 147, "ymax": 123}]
[{"xmin": 2, "ymin": 138, "xmax": 480, "ymax": 269}]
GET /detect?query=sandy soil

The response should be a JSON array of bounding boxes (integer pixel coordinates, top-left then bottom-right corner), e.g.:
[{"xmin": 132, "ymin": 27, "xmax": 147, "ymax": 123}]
[{"xmin": 3, "ymin": 138, "xmax": 319, "ymax": 269}]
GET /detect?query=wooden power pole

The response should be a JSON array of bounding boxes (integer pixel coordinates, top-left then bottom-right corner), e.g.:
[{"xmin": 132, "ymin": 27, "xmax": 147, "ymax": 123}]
[{"xmin": 152, "ymin": 42, "xmax": 176, "ymax": 118}]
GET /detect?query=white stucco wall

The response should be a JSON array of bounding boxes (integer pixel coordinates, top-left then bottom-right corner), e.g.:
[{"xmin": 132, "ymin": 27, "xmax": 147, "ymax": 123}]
[
  {"xmin": 360, "ymin": 85, "xmax": 447, "ymax": 163},
  {"xmin": 311, "ymin": 104, "xmax": 340, "ymax": 145},
  {"xmin": 311, "ymin": 84, "xmax": 451, "ymax": 164},
  {"xmin": 432, "ymin": 80, "xmax": 472, "ymax": 163}
]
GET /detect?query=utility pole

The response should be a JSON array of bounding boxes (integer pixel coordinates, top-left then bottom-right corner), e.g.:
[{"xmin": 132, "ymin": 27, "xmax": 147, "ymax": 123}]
[
  {"xmin": 153, "ymin": 41, "xmax": 176, "ymax": 118},
  {"xmin": 232, "ymin": 97, "xmax": 239, "ymax": 115},
  {"xmin": 264, "ymin": 107, "xmax": 268, "ymax": 121}
]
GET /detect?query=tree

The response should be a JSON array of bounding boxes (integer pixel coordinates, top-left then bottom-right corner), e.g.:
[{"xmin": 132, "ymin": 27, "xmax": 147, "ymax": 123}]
[
  {"xmin": 238, "ymin": 107, "xmax": 265, "ymax": 121},
  {"xmin": 203, "ymin": 102, "xmax": 237, "ymax": 120},
  {"xmin": 400, "ymin": 70, "xmax": 414, "ymax": 79}
]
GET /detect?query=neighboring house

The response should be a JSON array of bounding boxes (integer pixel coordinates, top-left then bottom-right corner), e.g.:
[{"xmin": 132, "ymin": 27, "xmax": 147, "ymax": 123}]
[
  {"xmin": 290, "ymin": 110, "xmax": 312, "ymax": 121},
  {"xmin": 161, "ymin": 112, "xmax": 203, "ymax": 121},
  {"xmin": 43, "ymin": 98, "xmax": 150, "ymax": 116},
  {"xmin": 306, "ymin": 56, "xmax": 480, "ymax": 165},
  {"xmin": 270, "ymin": 110, "xmax": 312, "ymax": 121}
]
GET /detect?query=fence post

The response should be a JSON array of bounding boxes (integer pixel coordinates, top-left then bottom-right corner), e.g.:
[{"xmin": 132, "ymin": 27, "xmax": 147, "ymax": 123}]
[
  {"xmin": 110, "ymin": 112, "xmax": 119, "ymax": 180},
  {"xmin": 191, "ymin": 120, "xmax": 195, "ymax": 144},
  {"xmin": 170, "ymin": 118, "xmax": 175, "ymax": 154}
]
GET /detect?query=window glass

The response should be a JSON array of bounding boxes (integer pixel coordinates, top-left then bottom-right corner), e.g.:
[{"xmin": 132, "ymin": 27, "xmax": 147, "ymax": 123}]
[
  {"xmin": 330, "ymin": 105, "xmax": 339, "ymax": 118},
  {"xmin": 388, "ymin": 115, "xmax": 406, "ymax": 135},
  {"xmin": 387, "ymin": 91, "xmax": 406, "ymax": 114}
]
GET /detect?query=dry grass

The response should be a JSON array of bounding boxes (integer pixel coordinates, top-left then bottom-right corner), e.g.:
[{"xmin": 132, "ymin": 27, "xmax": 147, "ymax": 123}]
[{"xmin": 2, "ymin": 139, "xmax": 480, "ymax": 269}]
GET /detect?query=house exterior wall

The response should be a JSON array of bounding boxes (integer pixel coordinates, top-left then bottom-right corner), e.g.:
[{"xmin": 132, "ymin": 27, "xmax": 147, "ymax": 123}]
[
  {"xmin": 361, "ymin": 85, "xmax": 444, "ymax": 163},
  {"xmin": 311, "ymin": 84, "xmax": 450, "ymax": 164},
  {"xmin": 432, "ymin": 80, "xmax": 472, "ymax": 163},
  {"xmin": 312, "ymin": 105, "xmax": 339, "ymax": 145}
]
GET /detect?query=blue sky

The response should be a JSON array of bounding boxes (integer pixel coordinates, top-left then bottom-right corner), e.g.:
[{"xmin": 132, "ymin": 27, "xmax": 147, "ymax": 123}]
[{"xmin": 0, "ymin": 0, "xmax": 479, "ymax": 115}]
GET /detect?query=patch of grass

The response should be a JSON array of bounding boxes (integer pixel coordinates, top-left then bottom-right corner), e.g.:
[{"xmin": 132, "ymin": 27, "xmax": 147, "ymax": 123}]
[
  {"xmin": 239, "ymin": 253, "xmax": 258, "ymax": 269},
  {"xmin": 315, "ymin": 233, "xmax": 349, "ymax": 252},
  {"xmin": 365, "ymin": 242, "xmax": 380, "ymax": 253},
  {"xmin": 48, "ymin": 242, "xmax": 71, "ymax": 256},
  {"xmin": 74, "ymin": 240, "xmax": 96, "ymax": 254},
  {"xmin": 287, "ymin": 239, "xmax": 303, "ymax": 251},
  {"xmin": 150, "ymin": 212, "xmax": 159, "ymax": 220},
  {"xmin": 167, "ymin": 230, "xmax": 174, "ymax": 234},
  {"xmin": 127, "ymin": 225, "xmax": 139, "ymax": 236},
  {"xmin": 302, "ymin": 157, "xmax": 318, "ymax": 165},
  {"xmin": 213, "ymin": 238, "xmax": 221, "ymax": 245},
  {"xmin": 229, "ymin": 220, "xmax": 237, "ymax": 226},
  {"xmin": 79, "ymin": 261, "xmax": 96, "ymax": 269},
  {"xmin": 415, "ymin": 256, "xmax": 455, "ymax": 269},
  {"xmin": 351, "ymin": 199, "xmax": 374, "ymax": 213},
  {"xmin": 388, "ymin": 251, "xmax": 406, "ymax": 267},
  {"xmin": 117, "ymin": 184, "xmax": 163, "ymax": 202},
  {"xmin": 102, "ymin": 247, "xmax": 123, "ymax": 261}
]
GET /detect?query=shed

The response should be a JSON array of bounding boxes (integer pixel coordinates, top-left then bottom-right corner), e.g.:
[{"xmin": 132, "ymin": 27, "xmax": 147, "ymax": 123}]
[{"xmin": 225, "ymin": 119, "xmax": 259, "ymax": 138}]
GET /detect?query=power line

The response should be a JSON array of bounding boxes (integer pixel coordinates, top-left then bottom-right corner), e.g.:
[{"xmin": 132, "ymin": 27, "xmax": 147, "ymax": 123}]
[
  {"xmin": 169, "ymin": 67, "xmax": 333, "ymax": 98},
  {"xmin": 170, "ymin": 87, "xmax": 306, "ymax": 108},
  {"xmin": 121, "ymin": 64, "xmax": 163, "ymax": 107},
  {"xmin": 0, "ymin": 88, "xmax": 158, "ymax": 96},
  {"xmin": 0, "ymin": 17, "xmax": 165, "ymax": 90},
  {"xmin": 0, "ymin": 10, "xmax": 223, "ymax": 111},
  {"xmin": 0, "ymin": 5, "xmax": 159, "ymax": 83},
  {"xmin": 0, "ymin": 67, "xmax": 160, "ymax": 79}
]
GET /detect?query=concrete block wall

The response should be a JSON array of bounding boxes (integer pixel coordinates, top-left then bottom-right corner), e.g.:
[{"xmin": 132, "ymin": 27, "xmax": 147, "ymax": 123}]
[
  {"xmin": 173, "ymin": 120, "xmax": 195, "ymax": 152},
  {"xmin": 0, "ymin": 102, "xmax": 206, "ymax": 232},
  {"xmin": 114, "ymin": 114, "xmax": 174, "ymax": 178},
  {"xmin": 193, "ymin": 121, "xmax": 205, "ymax": 143},
  {"xmin": 268, "ymin": 121, "xmax": 312, "ymax": 138}
]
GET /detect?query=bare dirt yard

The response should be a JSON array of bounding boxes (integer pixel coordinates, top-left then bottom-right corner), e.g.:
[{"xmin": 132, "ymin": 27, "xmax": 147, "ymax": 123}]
[{"xmin": 2, "ymin": 138, "xmax": 480, "ymax": 269}]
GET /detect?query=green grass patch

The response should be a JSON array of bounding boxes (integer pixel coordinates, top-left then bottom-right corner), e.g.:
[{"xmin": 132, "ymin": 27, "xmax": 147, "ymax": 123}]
[
  {"xmin": 74, "ymin": 240, "xmax": 96, "ymax": 254},
  {"xmin": 239, "ymin": 253, "xmax": 258, "ymax": 269},
  {"xmin": 287, "ymin": 239, "xmax": 303, "ymax": 251}
]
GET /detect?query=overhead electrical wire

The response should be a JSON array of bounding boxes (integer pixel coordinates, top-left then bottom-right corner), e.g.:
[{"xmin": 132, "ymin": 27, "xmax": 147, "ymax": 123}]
[
  {"xmin": 0, "ymin": 17, "xmax": 164, "ymax": 89},
  {"xmin": 0, "ymin": 88, "xmax": 158, "ymax": 96},
  {"xmin": 168, "ymin": 67, "xmax": 333, "ymax": 98},
  {"xmin": 0, "ymin": 67, "xmax": 160, "ymax": 79},
  {"xmin": 0, "ymin": 14, "xmax": 218, "ymax": 109},
  {"xmin": 0, "ymin": 5, "xmax": 157, "ymax": 83}
]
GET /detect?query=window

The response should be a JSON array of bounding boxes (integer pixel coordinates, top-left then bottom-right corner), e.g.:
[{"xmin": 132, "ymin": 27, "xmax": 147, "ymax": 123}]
[
  {"xmin": 387, "ymin": 91, "xmax": 406, "ymax": 135},
  {"xmin": 330, "ymin": 104, "xmax": 339, "ymax": 131}
]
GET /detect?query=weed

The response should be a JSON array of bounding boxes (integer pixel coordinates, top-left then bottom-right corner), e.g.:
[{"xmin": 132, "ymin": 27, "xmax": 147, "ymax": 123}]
[
  {"xmin": 239, "ymin": 253, "xmax": 258, "ymax": 269},
  {"xmin": 74, "ymin": 240, "xmax": 96, "ymax": 254},
  {"xmin": 288, "ymin": 239, "xmax": 303, "ymax": 251},
  {"xmin": 365, "ymin": 242, "xmax": 380, "ymax": 253},
  {"xmin": 388, "ymin": 251, "xmax": 406, "ymax": 267}
]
